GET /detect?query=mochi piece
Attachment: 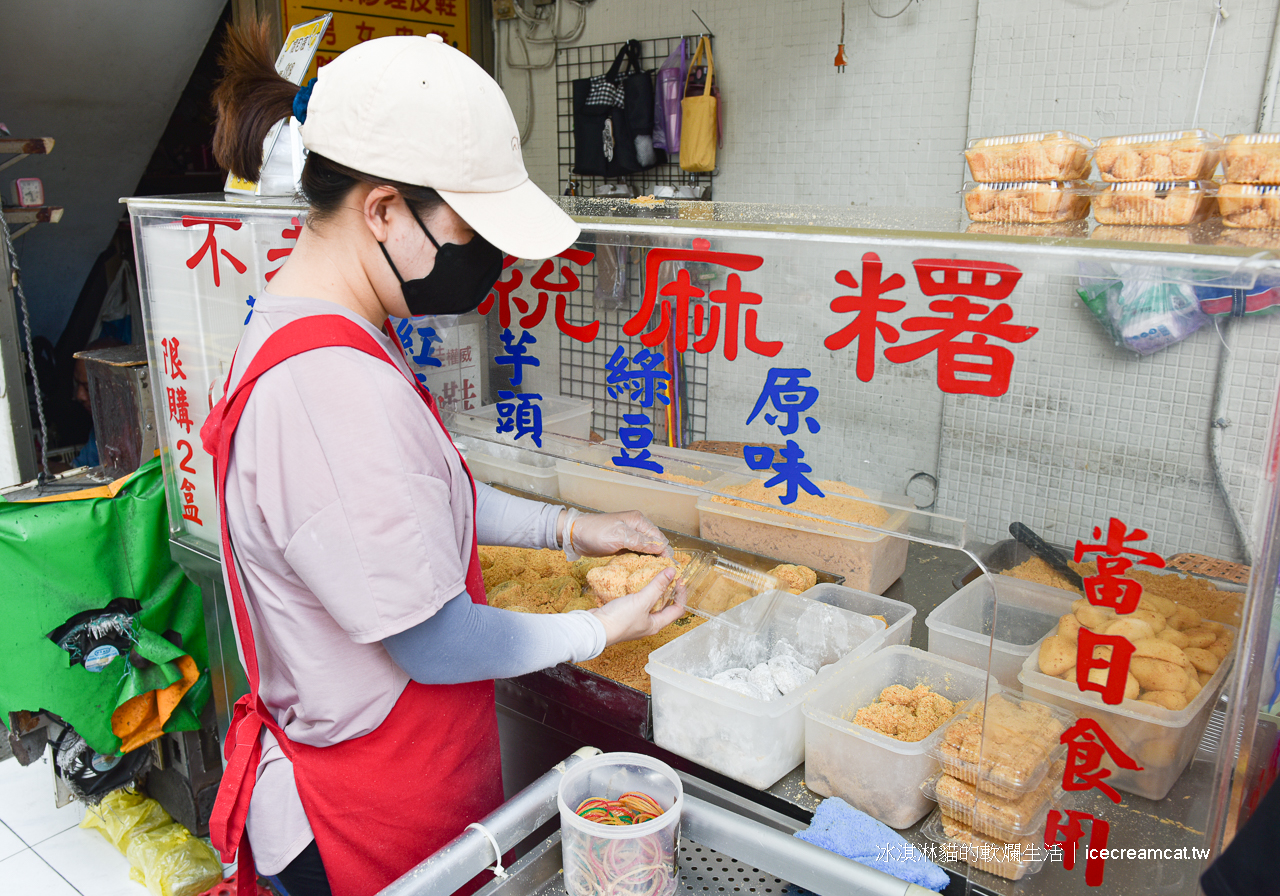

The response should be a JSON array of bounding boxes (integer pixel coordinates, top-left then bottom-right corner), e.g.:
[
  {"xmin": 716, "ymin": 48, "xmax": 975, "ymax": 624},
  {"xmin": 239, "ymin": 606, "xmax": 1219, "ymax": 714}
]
[
  {"xmin": 710, "ymin": 667, "xmax": 763, "ymax": 699},
  {"xmin": 768, "ymin": 654, "xmax": 817, "ymax": 695},
  {"xmin": 748, "ymin": 662, "xmax": 781, "ymax": 701}
]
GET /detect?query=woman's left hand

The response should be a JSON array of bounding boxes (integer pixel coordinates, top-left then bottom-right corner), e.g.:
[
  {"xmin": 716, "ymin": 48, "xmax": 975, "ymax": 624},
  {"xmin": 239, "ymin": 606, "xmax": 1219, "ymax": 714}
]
[{"xmin": 562, "ymin": 509, "xmax": 672, "ymax": 559}]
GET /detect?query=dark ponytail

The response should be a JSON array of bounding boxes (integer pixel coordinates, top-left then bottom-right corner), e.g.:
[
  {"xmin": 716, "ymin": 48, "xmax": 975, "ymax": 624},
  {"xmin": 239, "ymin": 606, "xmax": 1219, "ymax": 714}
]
[
  {"xmin": 211, "ymin": 19, "xmax": 298, "ymax": 181},
  {"xmin": 212, "ymin": 19, "xmax": 445, "ymax": 225}
]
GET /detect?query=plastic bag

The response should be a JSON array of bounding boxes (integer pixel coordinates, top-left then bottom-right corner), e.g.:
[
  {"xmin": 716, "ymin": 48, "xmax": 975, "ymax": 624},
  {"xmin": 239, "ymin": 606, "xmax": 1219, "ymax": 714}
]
[
  {"xmin": 594, "ymin": 243, "xmax": 630, "ymax": 312},
  {"xmin": 82, "ymin": 789, "xmax": 223, "ymax": 896},
  {"xmin": 80, "ymin": 788, "xmax": 171, "ymax": 852},
  {"xmin": 126, "ymin": 823, "xmax": 223, "ymax": 896},
  {"xmin": 1077, "ymin": 263, "xmax": 1208, "ymax": 355},
  {"xmin": 653, "ymin": 38, "xmax": 686, "ymax": 152}
]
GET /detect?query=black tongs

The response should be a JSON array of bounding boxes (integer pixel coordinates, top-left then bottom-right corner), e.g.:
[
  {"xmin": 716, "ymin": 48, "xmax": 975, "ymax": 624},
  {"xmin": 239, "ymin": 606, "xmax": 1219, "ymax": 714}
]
[{"xmin": 1009, "ymin": 522, "xmax": 1085, "ymax": 592}]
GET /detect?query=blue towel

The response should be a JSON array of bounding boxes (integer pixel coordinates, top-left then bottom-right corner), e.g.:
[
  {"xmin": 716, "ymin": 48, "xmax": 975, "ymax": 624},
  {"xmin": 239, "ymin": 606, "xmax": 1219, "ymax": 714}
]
[{"xmin": 794, "ymin": 798, "xmax": 950, "ymax": 892}]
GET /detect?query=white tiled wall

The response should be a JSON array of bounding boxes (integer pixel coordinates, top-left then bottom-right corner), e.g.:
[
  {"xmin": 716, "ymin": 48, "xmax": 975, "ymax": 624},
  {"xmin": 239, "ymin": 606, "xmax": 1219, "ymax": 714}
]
[{"xmin": 497, "ymin": 0, "xmax": 1280, "ymax": 562}]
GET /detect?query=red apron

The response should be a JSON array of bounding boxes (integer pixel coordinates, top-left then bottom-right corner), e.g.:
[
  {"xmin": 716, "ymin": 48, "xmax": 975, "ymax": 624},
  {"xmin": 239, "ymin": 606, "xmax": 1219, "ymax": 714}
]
[{"xmin": 201, "ymin": 314, "xmax": 503, "ymax": 896}]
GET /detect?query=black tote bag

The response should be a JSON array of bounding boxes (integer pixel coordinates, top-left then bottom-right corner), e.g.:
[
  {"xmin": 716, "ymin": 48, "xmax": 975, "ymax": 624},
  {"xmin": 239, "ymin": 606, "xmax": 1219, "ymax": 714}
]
[{"xmin": 572, "ymin": 40, "xmax": 664, "ymax": 177}]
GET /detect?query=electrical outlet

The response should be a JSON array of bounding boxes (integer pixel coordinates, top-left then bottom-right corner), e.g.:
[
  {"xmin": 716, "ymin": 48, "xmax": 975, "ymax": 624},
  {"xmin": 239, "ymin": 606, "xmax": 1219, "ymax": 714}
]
[{"xmin": 492, "ymin": 0, "xmax": 517, "ymax": 19}]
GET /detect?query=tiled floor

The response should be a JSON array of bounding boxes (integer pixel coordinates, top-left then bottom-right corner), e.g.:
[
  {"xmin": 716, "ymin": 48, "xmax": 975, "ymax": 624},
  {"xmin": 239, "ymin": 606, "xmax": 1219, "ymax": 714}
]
[{"xmin": 0, "ymin": 755, "xmax": 149, "ymax": 895}]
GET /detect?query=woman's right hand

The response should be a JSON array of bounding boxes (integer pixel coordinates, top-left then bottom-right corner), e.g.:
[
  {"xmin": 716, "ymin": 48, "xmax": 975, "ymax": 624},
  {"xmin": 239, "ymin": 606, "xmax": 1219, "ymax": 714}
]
[{"xmin": 589, "ymin": 568, "xmax": 686, "ymax": 647}]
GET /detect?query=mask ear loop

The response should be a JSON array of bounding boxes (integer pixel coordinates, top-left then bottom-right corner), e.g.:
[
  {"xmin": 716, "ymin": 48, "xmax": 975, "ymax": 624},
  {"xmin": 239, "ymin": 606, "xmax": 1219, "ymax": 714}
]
[
  {"xmin": 405, "ymin": 201, "xmax": 443, "ymax": 250},
  {"xmin": 377, "ymin": 197, "xmax": 439, "ymax": 286}
]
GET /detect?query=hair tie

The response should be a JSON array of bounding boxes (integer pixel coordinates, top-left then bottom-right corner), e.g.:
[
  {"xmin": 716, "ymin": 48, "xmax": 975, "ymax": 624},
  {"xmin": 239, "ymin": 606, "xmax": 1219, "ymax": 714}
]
[{"xmin": 292, "ymin": 77, "xmax": 317, "ymax": 124}]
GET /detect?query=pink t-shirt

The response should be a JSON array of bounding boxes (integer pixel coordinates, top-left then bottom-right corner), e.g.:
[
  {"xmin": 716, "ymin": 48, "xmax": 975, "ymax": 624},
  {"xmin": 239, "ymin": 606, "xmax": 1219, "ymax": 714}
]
[{"xmin": 221, "ymin": 294, "xmax": 475, "ymax": 874}]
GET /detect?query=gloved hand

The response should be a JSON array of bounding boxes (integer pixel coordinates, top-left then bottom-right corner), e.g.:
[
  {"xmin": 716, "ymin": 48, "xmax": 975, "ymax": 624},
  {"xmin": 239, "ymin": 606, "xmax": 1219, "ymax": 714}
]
[
  {"xmin": 589, "ymin": 568, "xmax": 687, "ymax": 646},
  {"xmin": 561, "ymin": 508, "xmax": 672, "ymax": 560}
]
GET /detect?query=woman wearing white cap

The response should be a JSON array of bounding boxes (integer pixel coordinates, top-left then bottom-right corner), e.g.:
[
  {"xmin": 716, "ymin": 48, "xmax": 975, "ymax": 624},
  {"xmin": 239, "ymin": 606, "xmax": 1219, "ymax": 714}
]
[{"xmin": 204, "ymin": 24, "xmax": 685, "ymax": 896}]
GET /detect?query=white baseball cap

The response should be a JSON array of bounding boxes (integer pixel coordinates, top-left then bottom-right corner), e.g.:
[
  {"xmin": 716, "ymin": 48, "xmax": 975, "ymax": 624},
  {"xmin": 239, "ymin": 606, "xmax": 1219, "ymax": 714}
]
[{"xmin": 299, "ymin": 34, "xmax": 578, "ymax": 260}]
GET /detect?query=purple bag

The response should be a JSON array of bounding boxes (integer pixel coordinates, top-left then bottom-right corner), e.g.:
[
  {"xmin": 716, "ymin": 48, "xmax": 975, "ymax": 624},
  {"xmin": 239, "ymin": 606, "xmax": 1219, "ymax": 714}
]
[{"xmin": 653, "ymin": 39, "xmax": 686, "ymax": 153}]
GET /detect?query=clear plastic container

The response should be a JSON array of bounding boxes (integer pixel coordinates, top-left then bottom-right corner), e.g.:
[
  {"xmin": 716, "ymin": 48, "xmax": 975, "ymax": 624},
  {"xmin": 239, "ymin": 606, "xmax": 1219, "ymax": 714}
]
[
  {"xmin": 1091, "ymin": 181, "xmax": 1218, "ymax": 226},
  {"xmin": 964, "ymin": 131, "xmax": 1094, "ymax": 182},
  {"xmin": 1018, "ymin": 622, "xmax": 1237, "ymax": 800},
  {"xmin": 928, "ymin": 690, "xmax": 1076, "ymax": 799},
  {"xmin": 799, "ymin": 583, "xmax": 916, "ymax": 648},
  {"xmin": 558, "ymin": 751, "xmax": 682, "ymax": 896},
  {"xmin": 556, "ymin": 444, "xmax": 723, "ymax": 536},
  {"xmin": 963, "ymin": 181, "xmax": 1092, "ymax": 224},
  {"xmin": 926, "ymin": 574, "xmax": 1076, "ymax": 688},
  {"xmin": 1095, "ymin": 129, "xmax": 1222, "ymax": 182},
  {"xmin": 452, "ymin": 434, "xmax": 563, "ymax": 499},
  {"xmin": 921, "ymin": 760, "xmax": 1067, "ymax": 841},
  {"xmin": 921, "ymin": 808, "xmax": 1046, "ymax": 882},
  {"xmin": 1223, "ymin": 133, "xmax": 1280, "ymax": 183},
  {"xmin": 1218, "ymin": 183, "xmax": 1280, "ymax": 229},
  {"xmin": 646, "ymin": 592, "xmax": 885, "ymax": 789},
  {"xmin": 695, "ymin": 475, "xmax": 913, "ymax": 595},
  {"xmin": 656, "ymin": 550, "xmax": 781, "ymax": 630},
  {"xmin": 448, "ymin": 394, "xmax": 594, "ymax": 442},
  {"xmin": 802, "ymin": 645, "xmax": 992, "ymax": 829}
]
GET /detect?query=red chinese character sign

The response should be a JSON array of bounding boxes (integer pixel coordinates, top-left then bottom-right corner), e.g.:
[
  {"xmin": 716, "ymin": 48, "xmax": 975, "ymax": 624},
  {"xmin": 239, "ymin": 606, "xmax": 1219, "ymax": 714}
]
[
  {"xmin": 139, "ymin": 205, "xmax": 309, "ymax": 549},
  {"xmin": 825, "ymin": 255, "xmax": 1036, "ymax": 395}
]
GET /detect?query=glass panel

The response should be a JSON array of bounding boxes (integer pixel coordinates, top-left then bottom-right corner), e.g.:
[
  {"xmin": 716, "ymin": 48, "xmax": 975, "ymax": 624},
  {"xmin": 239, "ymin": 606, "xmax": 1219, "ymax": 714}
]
[{"xmin": 126, "ymin": 192, "xmax": 1280, "ymax": 892}]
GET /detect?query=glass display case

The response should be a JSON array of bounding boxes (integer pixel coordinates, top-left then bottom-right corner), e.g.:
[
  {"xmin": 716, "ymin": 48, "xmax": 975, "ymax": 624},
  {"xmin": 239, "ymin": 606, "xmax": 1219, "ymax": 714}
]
[{"xmin": 125, "ymin": 192, "xmax": 1280, "ymax": 893}]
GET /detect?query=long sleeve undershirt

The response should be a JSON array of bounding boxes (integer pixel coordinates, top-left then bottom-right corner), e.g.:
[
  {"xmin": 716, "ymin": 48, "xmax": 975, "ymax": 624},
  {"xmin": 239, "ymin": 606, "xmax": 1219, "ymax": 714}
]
[{"xmin": 382, "ymin": 481, "xmax": 607, "ymax": 684}]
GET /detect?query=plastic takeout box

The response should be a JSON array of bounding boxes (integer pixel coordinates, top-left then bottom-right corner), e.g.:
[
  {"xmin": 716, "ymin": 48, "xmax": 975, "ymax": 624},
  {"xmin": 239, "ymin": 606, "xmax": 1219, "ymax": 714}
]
[
  {"xmin": 963, "ymin": 181, "xmax": 1092, "ymax": 224},
  {"xmin": 921, "ymin": 764, "xmax": 1067, "ymax": 842},
  {"xmin": 1018, "ymin": 621, "xmax": 1238, "ymax": 800},
  {"xmin": 556, "ymin": 443, "xmax": 723, "ymax": 536},
  {"xmin": 646, "ymin": 592, "xmax": 885, "ymax": 789},
  {"xmin": 1094, "ymin": 129, "xmax": 1222, "ymax": 182},
  {"xmin": 802, "ymin": 645, "xmax": 992, "ymax": 829},
  {"xmin": 799, "ymin": 583, "xmax": 916, "ymax": 648},
  {"xmin": 1091, "ymin": 181, "xmax": 1219, "ymax": 226},
  {"xmin": 452, "ymin": 433, "xmax": 565, "ymax": 500},
  {"xmin": 695, "ymin": 474, "xmax": 913, "ymax": 595},
  {"xmin": 448, "ymin": 394, "xmax": 594, "ymax": 442},
  {"xmin": 964, "ymin": 131, "xmax": 1094, "ymax": 183},
  {"xmin": 921, "ymin": 808, "xmax": 1046, "ymax": 882},
  {"xmin": 557, "ymin": 751, "xmax": 683, "ymax": 896},
  {"xmin": 1223, "ymin": 133, "xmax": 1280, "ymax": 183},
  {"xmin": 1218, "ymin": 183, "xmax": 1280, "ymax": 229},
  {"xmin": 657, "ymin": 550, "xmax": 781, "ymax": 631},
  {"xmin": 926, "ymin": 574, "xmax": 1076, "ymax": 688},
  {"xmin": 927, "ymin": 689, "xmax": 1076, "ymax": 799}
]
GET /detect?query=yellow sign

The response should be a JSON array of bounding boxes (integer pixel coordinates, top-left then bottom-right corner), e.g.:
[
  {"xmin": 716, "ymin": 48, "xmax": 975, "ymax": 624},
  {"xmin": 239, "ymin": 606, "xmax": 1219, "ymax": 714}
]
[
  {"xmin": 225, "ymin": 14, "xmax": 331, "ymax": 194},
  {"xmin": 281, "ymin": 0, "xmax": 471, "ymax": 82}
]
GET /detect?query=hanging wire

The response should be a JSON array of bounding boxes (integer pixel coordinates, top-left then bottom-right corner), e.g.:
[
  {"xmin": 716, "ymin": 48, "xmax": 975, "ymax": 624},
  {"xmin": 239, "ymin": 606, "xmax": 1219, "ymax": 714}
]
[
  {"xmin": 503, "ymin": 0, "xmax": 590, "ymax": 145},
  {"xmin": 1191, "ymin": 1, "xmax": 1227, "ymax": 129},
  {"xmin": 0, "ymin": 208, "xmax": 50, "ymax": 482},
  {"xmin": 868, "ymin": 0, "xmax": 915, "ymax": 19}
]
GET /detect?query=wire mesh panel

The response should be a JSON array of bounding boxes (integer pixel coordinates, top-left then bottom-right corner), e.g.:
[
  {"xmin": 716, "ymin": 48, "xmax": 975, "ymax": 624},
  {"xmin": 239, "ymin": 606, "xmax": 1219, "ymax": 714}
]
[
  {"xmin": 558, "ymin": 244, "xmax": 709, "ymax": 445},
  {"xmin": 556, "ymin": 36, "xmax": 715, "ymax": 198}
]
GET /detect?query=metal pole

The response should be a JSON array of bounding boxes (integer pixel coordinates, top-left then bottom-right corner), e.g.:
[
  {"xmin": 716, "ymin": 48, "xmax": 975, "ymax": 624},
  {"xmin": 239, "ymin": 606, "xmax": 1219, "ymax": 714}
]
[
  {"xmin": 378, "ymin": 747, "xmax": 600, "ymax": 896},
  {"xmin": 681, "ymin": 795, "xmax": 936, "ymax": 896}
]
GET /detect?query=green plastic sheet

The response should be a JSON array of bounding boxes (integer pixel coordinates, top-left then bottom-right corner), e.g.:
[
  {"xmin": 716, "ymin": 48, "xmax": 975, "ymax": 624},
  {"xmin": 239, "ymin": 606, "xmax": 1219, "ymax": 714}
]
[{"xmin": 0, "ymin": 458, "xmax": 209, "ymax": 754}]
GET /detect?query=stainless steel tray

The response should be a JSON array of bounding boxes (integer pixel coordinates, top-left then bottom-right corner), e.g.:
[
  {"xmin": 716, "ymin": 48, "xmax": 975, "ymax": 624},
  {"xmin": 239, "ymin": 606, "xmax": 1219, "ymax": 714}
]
[{"xmin": 474, "ymin": 832, "xmax": 811, "ymax": 896}]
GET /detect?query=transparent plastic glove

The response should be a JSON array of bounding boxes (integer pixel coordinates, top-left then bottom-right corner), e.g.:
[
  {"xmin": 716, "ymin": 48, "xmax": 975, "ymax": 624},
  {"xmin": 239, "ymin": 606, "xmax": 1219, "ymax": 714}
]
[
  {"xmin": 562, "ymin": 508, "xmax": 672, "ymax": 560},
  {"xmin": 589, "ymin": 568, "xmax": 687, "ymax": 646}
]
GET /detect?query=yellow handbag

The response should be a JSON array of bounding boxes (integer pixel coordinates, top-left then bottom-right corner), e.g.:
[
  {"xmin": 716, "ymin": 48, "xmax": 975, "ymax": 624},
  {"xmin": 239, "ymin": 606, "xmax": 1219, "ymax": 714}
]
[{"xmin": 679, "ymin": 37, "xmax": 717, "ymax": 173}]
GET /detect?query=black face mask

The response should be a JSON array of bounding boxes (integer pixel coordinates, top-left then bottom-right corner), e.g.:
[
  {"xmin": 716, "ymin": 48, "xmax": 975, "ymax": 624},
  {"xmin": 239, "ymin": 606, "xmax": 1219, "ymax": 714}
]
[{"xmin": 378, "ymin": 204, "xmax": 504, "ymax": 317}]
